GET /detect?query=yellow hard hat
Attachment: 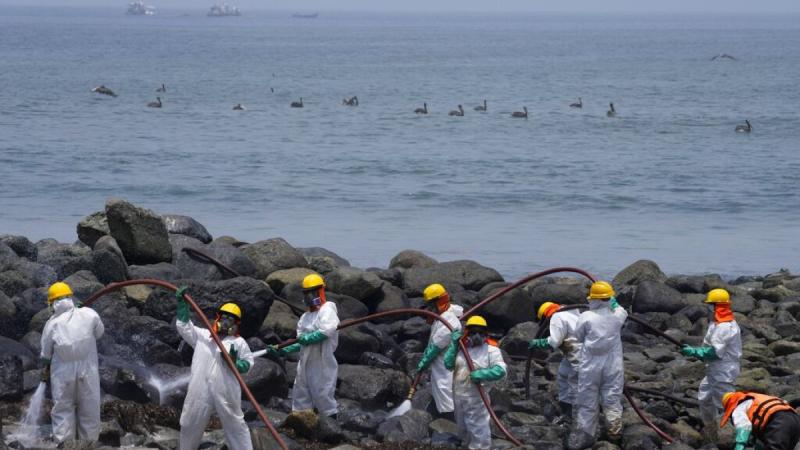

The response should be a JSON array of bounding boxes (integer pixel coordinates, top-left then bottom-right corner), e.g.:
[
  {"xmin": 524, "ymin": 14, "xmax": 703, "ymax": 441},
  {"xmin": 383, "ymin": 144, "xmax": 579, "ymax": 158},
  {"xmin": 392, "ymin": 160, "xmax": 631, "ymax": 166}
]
[
  {"xmin": 48, "ymin": 282, "xmax": 73, "ymax": 304},
  {"xmin": 423, "ymin": 283, "xmax": 447, "ymax": 302},
  {"xmin": 537, "ymin": 302, "xmax": 556, "ymax": 321},
  {"xmin": 218, "ymin": 302, "xmax": 242, "ymax": 319},
  {"xmin": 705, "ymin": 288, "xmax": 730, "ymax": 304},
  {"xmin": 588, "ymin": 281, "xmax": 615, "ymax": 300},
  {"xmin": 722, "ymin": 392, "xmax": 734, "ymax": 408},
  {"xmin": 465, "ymin": 315, "xmax": 488, "ymax": 328},
  {"xmin": 302, "ymin": 273, "xmax": 325, "ymax": 290}
]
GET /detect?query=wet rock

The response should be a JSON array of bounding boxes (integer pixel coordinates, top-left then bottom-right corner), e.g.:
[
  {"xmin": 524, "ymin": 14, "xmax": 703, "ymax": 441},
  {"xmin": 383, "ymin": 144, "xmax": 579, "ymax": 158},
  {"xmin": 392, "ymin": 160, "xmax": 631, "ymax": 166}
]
[
  {"xmin": 666, "ymin": 274, "xmax": 727, "ymax": 294},
  {"xmin": 335, "ymin": 328, "xmax": 381, "ymax": 364},
  {"xmin": 480, "ymin": 284, "xmax": 536, "ymax": 330},
  {"xmin": 373, "ymin": 284, "xmax": 411, "ymax": 317},
  {"xmin": 0, "ymin": 335, "xmax": 36, "ymax": 370},
  {"xmin": 305, "ymin": 256, "xmax": 341, "ymax": 275},
  {"xmin": 171, "ymin": 236, "xmax": 257, "ymax": 281},
  {"xmin": 56, "ymin": 439, "xmax": 96, "ymax": 450},
  {"xmin": 241, "ymin": 238, "xmax": 308, "ymax": 279},
  {"xmin": 92, "ymin": 246, "xmax": 129, "ymax": 284},
  {"xmin": 0, "ymin": 270, "xmax": 34, "ymax": 298},
  {"xmin": 358, "ymin": 352, "xmax": 395, "ymax": 369},
  {"xmin": 368, "ymin": 267, "xmax": 403, "ymax": 287},
  {"xmin": 753, "ymin": 285, "xmax": 795, "ymax": 303},
  {"xmin": 243, "ymin": 358, "xmax": 288, "ymax": 400},
  {"xmin": 737, "ymin": 367, "xmax": 772, "ymax": 392},
  {"xmin": 0, "ymin": 235, "xmax": 37, "ymax": 260},
  {"xmin": 335, "ymin": 294, "xmax": 370, "ymax": 320},
  {"xmin": 499, "ymin": 322, "xmax": 538, "ymax": 356},
  {"xmin": 389, "ymin": 250, "xmax": 438, "ymax": 271},
  {"xmin": 265, "ymin": 268, "xmax": 317, "ymax": 294},
  {"xmin": 613, "ymin": 260, "xmax": 667, "ymax": 287},
  {"xmin": 525, "ymin": 277, "xmax": 592, "ymax": 306},
  {"xmin": 336, "ymin": 365, "xmax": 410, "ymax": 407},
  {"xmin": 0, "ymin": 290, "xmax": 17, "ymax": 321},
  {"xmin": 632, "ymin": 281, "xmax": 685, "ymax": 314},
  {"xmin": 259, "ymin": 301, "xmax": 299, "ymax": 341},
  {"xmin": 284, "ymin": 409, "xmax": 318, "ymax": 438},
  {"xmin": 63, "ymin": 270, "xmax": 104, "ymax": 302},
  {"xmin": 0, "ymin": 355, "xmax": 23, "ymax": 401},
  {"xmin": 19, "ymin": 330, "xmax": 42, "ymax": 356},
  {"xmin": 402, "ymin": 260, "xmax": 503, "ymax": 295},
  {"xmin": 101, "ymin": 399, "xmax": 181, "ymax": 433},
  {"xmin": 128, "ymin": 262, "xmax": 182, "ymax": 283},
  {"xmin": 326, "ymin": 267, "xmax": 384, "ymax": 302},
  {"xmin": 142, "ymin": 277, "xmax": 274, "ymax": 338},
  {"xmin": 106, "ymin": 198, "xmax": 172, "ymax": 265},
  {"xmin": 398, "ymin": 317, "xmax": 430, "ymax": 342},
  {"xmin": 768, "ymin": 340, "xmax": 800, "ymax": 357},
  {"xmin": 98, "ymin": 419, "xmax": 124, "ymax": 447},
  {"xmin": 337, "ymin": 399, "xmax": 386, "ymax": 433},
  {"xmin": 316, "ymin": 414, "xmax": 346, "ymax": 444},
  {"xmin": 77, "ymin": 211, "xmax": 110, "ymax": 248},
  {"xmin": 162, "ymin": 214, "xmax": 212, "ymax": 243},
  {"xmin": 376, "ymin": 408, "xmax": 431, "ymax": 443},
  {"xmin": 297, "ymin": 247, "xmax": 351, "ymax": 267}
]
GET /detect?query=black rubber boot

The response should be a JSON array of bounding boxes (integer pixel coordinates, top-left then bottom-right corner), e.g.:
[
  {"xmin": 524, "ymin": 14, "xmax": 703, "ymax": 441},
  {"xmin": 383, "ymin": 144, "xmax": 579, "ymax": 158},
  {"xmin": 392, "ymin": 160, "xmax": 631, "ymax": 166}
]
[{"xmin": 555, "ymin": 401, "xmax": 573, "ymax": 426}]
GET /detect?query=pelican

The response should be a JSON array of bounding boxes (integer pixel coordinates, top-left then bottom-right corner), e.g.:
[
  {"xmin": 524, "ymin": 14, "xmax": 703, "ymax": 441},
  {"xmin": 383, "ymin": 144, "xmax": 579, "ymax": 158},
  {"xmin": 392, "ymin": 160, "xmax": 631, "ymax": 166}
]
[
  {"xmin": 570, "ymin": 97, "xmax": 582, "ymax": 108},
  {"xmin": 735, "ymin": 120, "xmax": 752, "ymax": 133},
  {"xmin": 511, "ymin": 107, "xmax": 528, "ymax": 119},
  {"xmin": 711, "ymin": 53, "xmax": 737, "ymax": 61},
  {"xmin": 147, "ymin": 97, "xmax": 162, "ymax": 108},
  {"xmin": 91, "ymin": 85, "xmax": 117, "ymax": 97},
  {"xmin": 607, "ymin": 103, "xmax": 616, "ymax": 117},
  {"xmin": 156, "ymin": 84, "xmax": 166, "ymax": 92},
  {"xmin": 414, "ymin": 103, "xmax": 428, "ymax": 114},
  {"xmin": 474, "ymin": 100, "xmax": 487, "ymax": 112},
  {"xmin": 233, "ymin": 103, "xmax": 245, "ymax": 110},
  {"xmin": 343, "ymin": 96, "xmax": 359, "ymax": 106},
  {"xmin": 291, "ymin": 98, "xmax": 303, "ymax": 108},
  {"xmin": 448, "ymin": 105, "xmax": 464, "ymax": 117}
]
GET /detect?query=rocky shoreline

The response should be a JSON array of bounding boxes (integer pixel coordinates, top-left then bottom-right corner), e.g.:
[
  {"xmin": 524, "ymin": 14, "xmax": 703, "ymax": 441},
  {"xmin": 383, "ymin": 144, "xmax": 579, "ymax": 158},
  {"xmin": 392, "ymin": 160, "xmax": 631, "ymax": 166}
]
[{"xmin": 1, "ymin": 198, "xmax": 799, "ymax": 450}]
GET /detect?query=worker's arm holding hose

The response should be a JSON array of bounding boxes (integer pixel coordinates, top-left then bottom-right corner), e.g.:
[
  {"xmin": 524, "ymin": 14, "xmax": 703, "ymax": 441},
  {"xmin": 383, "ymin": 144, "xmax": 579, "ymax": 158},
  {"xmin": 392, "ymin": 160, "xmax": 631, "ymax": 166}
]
[
  {"xmin": 443, "ymin": 330, "xmax": 463, "ymax": 371},
  {"xmin": 175, "ymin": 286, "xmax": 204, "ymax": 347}
]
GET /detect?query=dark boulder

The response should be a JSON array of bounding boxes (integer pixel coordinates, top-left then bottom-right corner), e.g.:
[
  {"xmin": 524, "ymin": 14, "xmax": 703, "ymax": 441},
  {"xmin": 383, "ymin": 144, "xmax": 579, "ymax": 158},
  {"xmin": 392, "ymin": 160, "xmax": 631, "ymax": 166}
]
[
  {"xmin": 402, "ymin": 260, "xmax": 503, "ymax": 295},
  {"xmin": 376, "ymin": 409, "xmax": 432, "ymax": 444},
  {"xmin": 62, "ymin": 270, "xmax": 104, "ymax": 303},
  {"xmin": 296, "ymin": 247, "xmax": 350, "ymax": 267},
  {"xmin": 326, "ymin": 267, "xmax": 384, "ymax": 302},
  {"xmin": 171, "ymin": 235, "xmax": 256, "ymax": 281},
  {"xmin": 389, "ymin": 250, "xmax": 438, "ymax": 271},
  {"xmin": 242, "ymin": 358, "xmax": 288, "ymax": 400},
  {"xmin": 337, "ymin": 399, "xmax": 387, "ymax": 433},
  {"xmin": 632, "ymin": 281, "xmax": 685, "ymax": 314},
  {"xmin": 666, "ymin": 274, "xmax": 727, "ymax": 294},
  {"xmin": 480, "ymin": 284, "xmax": 536, "ymax": 330},
  {"xmin": 373, "ymin": 284, "xmax": 411, "ymax": 317},
  {"xmin": 128, "ymin": 262, "xmax": 182, "ymax": 283},
  {"xmin": 34, "ymin": 239, "xmax": 93, "ymax": 280},
  {"xmin": 76, "ymin": 211, "xmax": 110, "ymax": 248},
  {"xmin": 613, "ymin": 260, "xmax": 667, "ymax": 287},
  {"xmin": 241, "ymin": 238, "xmax": 308, "ymax": 279},
  {"xmin": 105, "ymin": 198, "xmax": 172, "ymax": 265},
  {"xmin": 0, "ymin": 270, "xmax": 33, "ymax": 298},
  {"xmin": 499, "ymin": 322, "xmax": 539, "ymax": 356},
  {"xmin": 162, "ymin": 214, "xmax": 212, "ymax": 244},
  {"xmin": 358, "ymin": 352, "xmax": 396, "ymax": 369},
  {"xmin": 335, "ymin": 328, "xmax": 381, "ymax": 364},
  {"xmin": 0, "ymin": 356, "xmax": 24, "ymax": 401},
  {"xmin": 527, "ymin": 279, "xmax": 591, "ymax": 306},
  {"xmin": 0, "ymin": 336, "xmax": 36, "ymax": 371},
  {"xmin": 336, "ymin": 364, "xmax": 410, "ymax": 407},
  {"xmin": 265, "ymin": 268, "xmax": 317, "ymax": 294},
  {"xmin": 0, "ymin": 235, "xmax": 37, "ymax": 260},
  {"xmin": 368, "ymin": 267, "xmax": 403, "ymax": 287},
  {"xmin": 92, "ymin": 247, "xmax": 128, "ymax": 284}
]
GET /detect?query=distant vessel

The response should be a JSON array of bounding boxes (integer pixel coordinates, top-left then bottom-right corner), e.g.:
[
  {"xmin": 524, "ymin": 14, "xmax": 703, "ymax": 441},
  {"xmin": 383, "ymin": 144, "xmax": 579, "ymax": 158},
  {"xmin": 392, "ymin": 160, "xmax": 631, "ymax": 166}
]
[
  {"xmin": 126, "ymin": 1, "xmax": 154, "ymax": 15},
  {"xmin": 292, "ymin": 13, "xmax": 319, "ymax": 19},
  {"xmin": 207, "ymin": 4, "xmax": 241, "ymax": 17}
]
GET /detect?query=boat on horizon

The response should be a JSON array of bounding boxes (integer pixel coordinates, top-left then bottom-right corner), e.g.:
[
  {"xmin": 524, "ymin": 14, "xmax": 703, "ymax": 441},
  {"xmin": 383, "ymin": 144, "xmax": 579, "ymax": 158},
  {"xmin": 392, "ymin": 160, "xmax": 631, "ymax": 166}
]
[
  {"xmin": 292, "ymin": 13, "xmax": 319, "ymax": 19},
  {"xmin": 207, "ymin": 4, "xmax": 241, "ymax": 17},
  {"xmin": 126, "ymin": 0, "xmax": 154, "ymax": 15}
]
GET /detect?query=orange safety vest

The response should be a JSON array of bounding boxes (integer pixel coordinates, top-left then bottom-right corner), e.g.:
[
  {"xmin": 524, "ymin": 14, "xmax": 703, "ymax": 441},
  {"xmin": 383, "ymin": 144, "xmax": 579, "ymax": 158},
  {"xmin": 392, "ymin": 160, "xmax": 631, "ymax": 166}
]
[{"xmin": 721, "ymin": 392, "xmax": 796, "ymax": 434}]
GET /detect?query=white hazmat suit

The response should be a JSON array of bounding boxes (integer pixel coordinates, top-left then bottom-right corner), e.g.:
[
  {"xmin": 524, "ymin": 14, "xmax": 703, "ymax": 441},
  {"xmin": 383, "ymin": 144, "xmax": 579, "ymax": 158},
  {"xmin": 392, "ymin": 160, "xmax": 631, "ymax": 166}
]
[
  {"xmin": 452, "ymin": 342, "xmax": 507, "ymax": 450},
  {"xmin": 547, "ymin": 309, "xmax": 582, "ymax": 406},
  {"xmin": 574, "ymin": 299, "xmax": 628, "ymax": 438},
  {"xmin": 40, "ymin": 298, "xmax": 104, "ymax": 443},
  {"xmin": 427, "ymin": 304, "xmax": 463, "ymax": 413},
  {"xmin": 698, "ymin": 320, "xmax": 742, "ymax": 425},
  {"xmin": 176, "ymin": 318, "xmax": 255, "ymax": 450},
  {"xmin": 292, "ymin": 301, "xmax": 340, "ymax": 416}
]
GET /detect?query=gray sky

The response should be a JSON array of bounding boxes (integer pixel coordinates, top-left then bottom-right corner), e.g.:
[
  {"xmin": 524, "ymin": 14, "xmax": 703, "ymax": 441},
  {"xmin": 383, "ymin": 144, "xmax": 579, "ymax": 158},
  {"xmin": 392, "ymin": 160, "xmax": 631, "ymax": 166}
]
[{"xmin": 4, "ymin": 0, "xmax": 800, "ymax": 13}]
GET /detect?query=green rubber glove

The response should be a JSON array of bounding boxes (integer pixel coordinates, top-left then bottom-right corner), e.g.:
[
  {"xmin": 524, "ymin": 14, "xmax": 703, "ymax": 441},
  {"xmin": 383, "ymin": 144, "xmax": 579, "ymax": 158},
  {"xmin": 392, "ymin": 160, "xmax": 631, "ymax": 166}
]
[
  {"xmin": 681, "ymin": 345, "xmax": 718, "ymax": 361},
  {"xmin": 235, "ymin": 359, "xmax": 251, "ymax": 374},
  {"xmin": 298, "ymin": 330, "xmax": 328, "ymax": 345},
  {"xmin": 281, "ymin": 343, "xmax": 302, "ymax": 354},
  {"xmin": 175, "ymin": 286, "xmax": 190, "ymax": 322},
  {"xmin": 609, "ymin": 297, "xmax": 620, "ymax": 311},
  {"xmin": 417, "ymin": 343, "xmax": 443, "ymax": 372},
  {"xmin": 528, "ymin": 338, "xmax": 550, "ymax": 350},
  {"xmin": 229, "ymin": 344, "xmax": 238, "ymax": 361},
  {"xmin": 443, "ymin": 331, "xmax": 462, "ymax": 371},
  {"xmin": 450, "ymin": 330, "xmax": 463, "ymax": 344},
  {"xmin": 266, "ymin": 345, "xmax": 281, "ymax": 358},
  {"xmin": 470, "ymin": 365, "xmax": 506, "ymax": 384}
]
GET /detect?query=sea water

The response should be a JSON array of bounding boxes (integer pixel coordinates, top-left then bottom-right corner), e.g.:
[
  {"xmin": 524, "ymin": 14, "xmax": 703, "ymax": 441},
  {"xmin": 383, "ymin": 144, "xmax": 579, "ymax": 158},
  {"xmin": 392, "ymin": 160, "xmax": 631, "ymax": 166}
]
[{"xmin": 0, "ymin": 8, "xmax": 798, "ymax": 278}]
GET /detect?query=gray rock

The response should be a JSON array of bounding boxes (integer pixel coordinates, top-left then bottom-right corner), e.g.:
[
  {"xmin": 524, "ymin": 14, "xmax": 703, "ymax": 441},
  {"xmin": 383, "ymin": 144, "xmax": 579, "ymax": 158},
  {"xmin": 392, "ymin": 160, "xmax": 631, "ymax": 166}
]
[
  {"xmin": 335, "ymin": 328, "xmax": 381, "ymax": 364},
  {"xmin": 19, "ymin": 330, "xmax": 42, "ymax": 356},
  {"xmin": 171, "ymin": 235, "xmax": 257, "ymax": 280},
  {"xmin": 63, "ymin": 270, "xmax": 104, "ymax": 302},
  {"xmin": 242, "ymin": 358, "xmax": 288, "ymax": 400},
  {"xmin": 76, "ymin": 211, "xmax": 109, "ymax": 248},
  {"xmin": 337, "ymin": 399, "xmax": 387, "ymax": 433},
  {"xmin": 368, "ymin": 267, "xmax": 403, "ymax": 287},
  {"xmin": 528, "ymin": 280, "xmax": 591, "ymax": 306},
  {"xmin": 259, "ymin": 301, "xmax": 299, "ymax": 341},
  {"xmin": 373, "ymin": 284, "xmax": 411, "ymax": 317},
  {"xmin": 266, "ymin": 268, "xmax": 318, "ymax": 294},
  {"xmin": 5, "ymin": 258, "xmax": 56, "ymax": 288},
  {"xmin": 29, "ymin": 307, "xmax": 52, "ymax": 333},
  {"xmin": 632, "ymin": 281, "xmax": 685, "ymax": 314},
  {"xmin": 613, "ymin": 260, "xmax": 667, "ymax": 287},
  {"xmin": 128, "ymin": 262, "xmax": 183, "ymax": 283},
  {"xmin": 402, "ymin": 260, "xmax": 503, "ymax": 295},
  {"xmin": 0, "ymin": 241, "xmax": 17, "ymax": 267},
  {"xmin": 326, "ymin": 267, "xmax": 384, "ymax": 302},
  {"xmin": 358, "ymin": 352, "xmax": 396, "ymax": 369},
  {"xmin": 480, "ymin": 284, "xmax": 536, "ymax": 330},
  {"xmin": 335, "ymin": 294, "xmax": 370, "ymax": 320},
  {"xmin": 499, "ymin": 322, "xmax": 539, "ymax": 356},
  {"xmin": 376, "ymin": 409, "xmax": 431, "ymax": 443},
  {"xmin": 297, "ymin": 247, "xmax": 350, "ymax": 267},
  {"xmin": 336, "ymin": 364, "xmax": 410, "ymax": 407},
  {"xmin": 306, "ymin": 256, "xmax": 342, "ymax": 275},
  {"xmin": 732, "ymin": 294, "xmax": 757, "ymax": 314},
  {"xmin": 0, "ymin": 270, "xmax": 33, "ymax": 298},
  {"xmin": 0, "ymin": 355, "xmax": 23, "ymax": 401},
  {"xmin": 753, "ymin": 285, "xmax": 795, "ymax": 303},
  {"xmin": 162, "ymin": 214, "xmax": 212, "ymax": 243},
  {"xmin": 242, "ymin": 238, "xmax": 308, "ymax": 279},
  {"xmin": 666, "ymin": 274, "xmax": 727, "ymax": 294},
  {"xmin": 389, "ymin": 250, "xmax": 438, "ymax": 271},
  {"xmin": 92, "ymin": 247, "xmax": 129, "ymax": 284},
  {"xmin": 105, "ymin": 198, "xmax": 172, "ymax": 265},
  {"xmin": 0, "ymin": 235, "xmax": 37, "ymax": 260},
  {"xmin": 0, "ymin": 291, "xmax": 18, "ymax": 335}
]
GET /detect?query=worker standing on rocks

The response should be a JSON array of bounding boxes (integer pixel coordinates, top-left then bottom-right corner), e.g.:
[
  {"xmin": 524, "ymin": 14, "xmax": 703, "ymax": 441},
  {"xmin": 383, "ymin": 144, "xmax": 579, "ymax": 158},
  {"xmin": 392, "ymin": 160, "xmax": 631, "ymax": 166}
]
[
  {"xmin": 40, "ymin": 281, "xmax": 105, "ymax": 443},
  {"xmin": 528, "ymin": 301, "xmax": 582, "ymax": 425},
  {"xmin": 573, "ymin": 281, "xmax": 627, "ymax": 444},
  {"xmin": 416, "ymin": 283, "xmax": 463, "ymax": 420},
  {"xmin": 681, "ymin": 288, "xmax": 742, "ymax": 442},
  {"xmin": 270, "ymin": 274, "xmax": 340, "ymax": 418},
  {"xmin": 444, "ymin": 315, "xmax": 507, "ymax": 450},
  {"xmin": 720, "ymin": 391, "xmax": 800, "ymax": 450},
  {"xmin": 174, "ymin": 288, "xmax": 254, "ymax": 450}
]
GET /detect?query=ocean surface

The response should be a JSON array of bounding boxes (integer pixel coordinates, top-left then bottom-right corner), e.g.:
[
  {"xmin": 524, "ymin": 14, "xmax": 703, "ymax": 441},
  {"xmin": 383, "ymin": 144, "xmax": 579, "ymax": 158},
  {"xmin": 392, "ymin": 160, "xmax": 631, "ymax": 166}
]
[{"xmin": 1, "ymin": 7, "xmax": 799, "ymax": 279}]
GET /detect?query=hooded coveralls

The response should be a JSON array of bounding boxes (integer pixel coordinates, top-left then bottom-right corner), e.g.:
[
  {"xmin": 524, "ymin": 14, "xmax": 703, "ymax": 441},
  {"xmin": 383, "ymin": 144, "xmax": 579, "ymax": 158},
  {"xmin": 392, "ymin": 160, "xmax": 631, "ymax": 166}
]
[
  {"xmin": 40, "ymin": 298, "xmax": 104, "ymax": 442},
  {"xmin": 426, "ymin": 304, "xmax": 463, "ymax": 413},
  {"xmin": 176, "ymin": 318, "xmax": 255, "ymax": 450},
  {"xmin": 698, "ymin": 312, "xmax": 742, "ymax": 426},
  {"xmin": 292, "ymin": 301, "xmax": 340, "ymax": 416}
]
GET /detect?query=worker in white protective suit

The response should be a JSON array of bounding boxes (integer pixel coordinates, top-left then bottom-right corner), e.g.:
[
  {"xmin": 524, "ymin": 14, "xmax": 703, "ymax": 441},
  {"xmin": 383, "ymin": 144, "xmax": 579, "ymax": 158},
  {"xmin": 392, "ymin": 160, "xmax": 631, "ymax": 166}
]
[
  {"xmin": 40, "ymin": 281, "xmax": 105, "ymax": 443},
  {"xmin": 416, "ymin": 283, "xmax": 463, "ymax": 420},
  {"xmin": 528, "ymin": 301, "xmax": 582, "ymax": 425},
  {"xmin": 680, "ymin": 288, "xmax": 742, "ymax": 443},
  {"xmin": 269, "ymin": 274, "xmax": 340, "ymax": 417},
  {"xmin": 443, "ymin": 315, "xmax": 507, "ymax": 450},
  {"xmin": 174, "ymin": 287, "xmax": 255, "ymax": 450},
  {"xmin": 574, "ymin": 281, "xmax": 628, "ymax": 442}
]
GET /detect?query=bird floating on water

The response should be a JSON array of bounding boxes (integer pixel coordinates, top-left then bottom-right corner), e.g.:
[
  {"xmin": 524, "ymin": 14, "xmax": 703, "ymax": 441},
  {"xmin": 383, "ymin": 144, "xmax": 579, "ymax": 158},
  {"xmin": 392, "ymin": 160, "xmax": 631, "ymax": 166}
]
[
  {"xmin": 474, "ymin": 100, "xmax": 487, "ymax": 112},
  {"xmin": 414, "ymin": 103, "xmax": 428, "ymax": 114},
  {"xmin": 291, "ymin": 98, "xmax": 303, "ymax": 108},
  {"xmin": 147, "ymin": 97, "xmax": 162, "ymax": 108},
  {"xmin": 735, "ymin": 120, "xmax": 752, "ymax": 133},
  {"xmin": 448, "ymin": 105, "xmax": 464, "ymax": 116},
  {"xmin": 91, "ymin": 85, "xmax": 117, "ymax": 97},
  {"xmin": 511, "ymin": 107, "xmax": 528, "ymax": 119},
  {"xmin": 570, "ymin": 97, "xmax": 583, "ymax": 108},
  {"xmin": 607, "ymin": 102, "xmax": 616, "ymax": 117}
]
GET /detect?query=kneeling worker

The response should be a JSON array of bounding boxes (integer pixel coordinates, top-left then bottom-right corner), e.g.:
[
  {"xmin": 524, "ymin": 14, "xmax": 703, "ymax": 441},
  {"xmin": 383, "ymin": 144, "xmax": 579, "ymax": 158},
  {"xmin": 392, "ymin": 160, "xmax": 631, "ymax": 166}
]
[
  {"xmin": 721, "ymin": 391, "xmax": 800, "ymax": 450},
  {"xmin": 175, "ymin": 288, "xmax": 254, "ymax": 450}
]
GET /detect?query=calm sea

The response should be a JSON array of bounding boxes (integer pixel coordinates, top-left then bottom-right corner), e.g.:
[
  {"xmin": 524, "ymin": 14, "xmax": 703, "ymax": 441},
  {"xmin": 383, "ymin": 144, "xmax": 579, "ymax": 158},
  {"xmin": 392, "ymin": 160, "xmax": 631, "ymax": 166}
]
[{"xmin": 1, "ymin": 7, "xmax": 799, "ymax": 278}]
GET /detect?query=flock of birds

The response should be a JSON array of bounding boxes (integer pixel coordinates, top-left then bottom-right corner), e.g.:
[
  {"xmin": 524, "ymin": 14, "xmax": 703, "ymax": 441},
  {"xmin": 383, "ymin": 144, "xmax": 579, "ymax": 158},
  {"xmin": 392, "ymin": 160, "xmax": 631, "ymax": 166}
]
[{"xmin": 90, "ymin": 82, "xmax": 753, "ymax": 133}]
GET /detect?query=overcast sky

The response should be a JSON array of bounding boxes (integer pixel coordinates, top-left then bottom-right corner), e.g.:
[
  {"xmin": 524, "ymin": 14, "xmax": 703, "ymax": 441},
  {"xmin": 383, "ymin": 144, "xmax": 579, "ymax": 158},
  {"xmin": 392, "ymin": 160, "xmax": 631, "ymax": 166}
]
[{"xmin": 3, "ymin": 0, "xmax": 800, "ymax": 13}]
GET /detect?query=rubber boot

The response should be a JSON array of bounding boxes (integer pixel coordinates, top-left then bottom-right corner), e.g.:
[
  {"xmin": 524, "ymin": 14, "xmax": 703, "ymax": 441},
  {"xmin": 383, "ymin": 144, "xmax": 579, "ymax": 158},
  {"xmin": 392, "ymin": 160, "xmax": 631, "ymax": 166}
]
[
  {"xmin": 607, "ymin": 419, "xmax": 623, "ymax": 444},
  {"xmin": 555, "ymin": 401, "xmax": 573, "ymax": 426}
]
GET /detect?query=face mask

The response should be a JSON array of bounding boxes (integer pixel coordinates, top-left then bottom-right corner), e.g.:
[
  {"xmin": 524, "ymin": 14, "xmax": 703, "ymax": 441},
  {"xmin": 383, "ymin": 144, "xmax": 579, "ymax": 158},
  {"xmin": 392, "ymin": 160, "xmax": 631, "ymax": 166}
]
[
  {"xmin": 51, "ymin": 298, "xmax": 74, "ymax": 315},
  {"xmin": 467, "ymin": 332, "xmax": 486, "ymax": 347},
  {"xmin": 303, "ymin": 290, "xmax": 322, "ymax": 308},
  {"xmin": 217, "ymin": 315, "xmax": 237, "ymax": 336}
]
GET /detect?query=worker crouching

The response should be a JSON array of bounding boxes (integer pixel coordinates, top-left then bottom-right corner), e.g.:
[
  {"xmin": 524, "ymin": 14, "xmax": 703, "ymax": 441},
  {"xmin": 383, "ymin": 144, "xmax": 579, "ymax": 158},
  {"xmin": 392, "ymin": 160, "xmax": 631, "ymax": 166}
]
[{"xmin": 721, "ymin": 391, "xmax": 800, "ymax": 450}]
